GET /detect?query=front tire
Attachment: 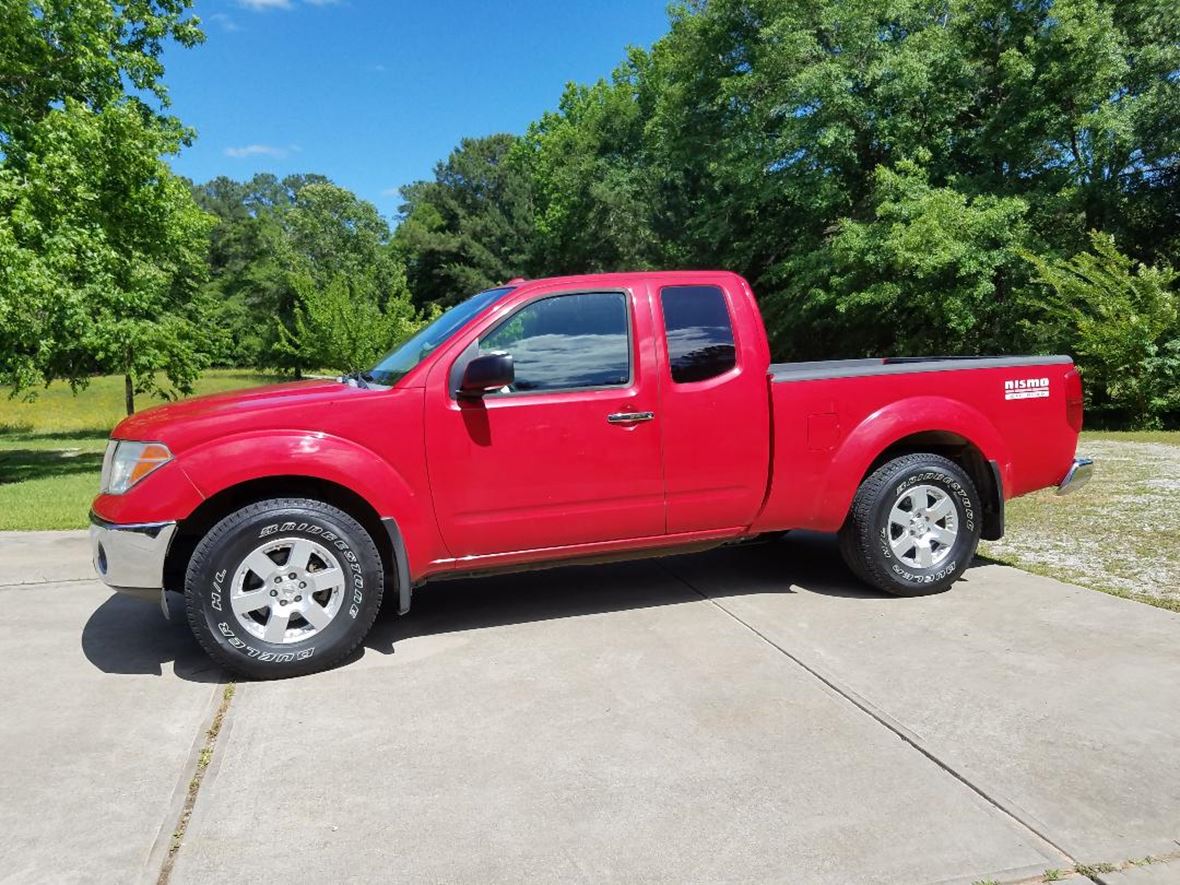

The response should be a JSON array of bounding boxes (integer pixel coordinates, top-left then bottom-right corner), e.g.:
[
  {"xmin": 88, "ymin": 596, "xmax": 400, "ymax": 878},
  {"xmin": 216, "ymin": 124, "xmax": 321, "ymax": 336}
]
[
  {"xmin": 184, "ymin": 498, "xmax": 384, "ymax": 679},
  {"xmin": 838, "ymin": 453, "xmax": 981, "ymax": 597}
]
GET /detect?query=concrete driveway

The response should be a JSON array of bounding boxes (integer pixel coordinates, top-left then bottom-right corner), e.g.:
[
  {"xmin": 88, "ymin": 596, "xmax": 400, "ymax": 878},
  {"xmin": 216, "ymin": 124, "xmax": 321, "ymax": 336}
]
[{"xmin": 1, "ymin": 531, "xmax": 1178, "ymax": 885}]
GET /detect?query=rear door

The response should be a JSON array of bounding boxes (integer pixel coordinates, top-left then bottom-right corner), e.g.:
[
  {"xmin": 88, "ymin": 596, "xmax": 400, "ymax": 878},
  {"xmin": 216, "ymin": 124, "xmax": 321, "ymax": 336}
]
[
  {"xmin": 423, "ymin": 285, "xmax": 665, "ymax": 557},
  {"xmin": 654, "ymin": 278, "xmax": 771, "ymax": 533}
]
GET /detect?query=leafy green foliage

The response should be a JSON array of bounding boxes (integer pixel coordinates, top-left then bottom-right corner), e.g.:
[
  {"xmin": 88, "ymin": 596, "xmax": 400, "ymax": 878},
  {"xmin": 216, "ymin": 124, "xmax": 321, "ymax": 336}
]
[
  {"xmin": 795, "ymin": 160, "xmax": 1032, "ymax": 357},
  {"xmin": 0, "ymin": 0, "xmax": 203, "ymax": 148},
  {"xmin": 0, "ymin": 0, "xmax": 212, "ymax": 414},
  {"xmin": 191, "ymin": 174, "xmax": 325, "ymax": 367},
  {"xmin": 276, "ymin": 271, "xmax": 421, "ymax": 375},
  {"xmin": 0, "ymin": 100, "xmax": 215, "ymax": 413},
  {"xmin": 194, "ymin": 175, "xmax": 411, "ymax": 375},
  {"xmin": 1026, "ymin": 233, "xmax": 1179, "ymax": 428},
  {"xmin": 391, "ymin": 0, "xmax": 1179, "ymax": 425},
  {"xmin": 395, "ymin": 134, "xmax": 534, "ymax": 307},
  {"xmin": 520, "ymin": 66, "xmax": 663, "ymax": 274},
  {"xmin": 3, "ymin": 0, "xmax": 1179, "ymax": 429}
]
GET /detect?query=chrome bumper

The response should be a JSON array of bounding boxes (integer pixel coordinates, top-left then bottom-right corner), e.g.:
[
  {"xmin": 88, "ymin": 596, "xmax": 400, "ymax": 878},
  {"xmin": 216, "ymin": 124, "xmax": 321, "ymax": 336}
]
[
  {"xmin": 1056, "ymin": 457, "xmax": 1094, "ymax": 496},
  {"xmin": 89, "ymin": 511, "xmax": 177, "ymax": 599}
]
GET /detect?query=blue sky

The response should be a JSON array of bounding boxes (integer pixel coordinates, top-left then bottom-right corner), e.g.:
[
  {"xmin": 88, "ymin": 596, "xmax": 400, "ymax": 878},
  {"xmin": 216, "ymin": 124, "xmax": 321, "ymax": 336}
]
[{"xmin": 164, "ymin": 0, "xmax": 672, "ymax": 216}]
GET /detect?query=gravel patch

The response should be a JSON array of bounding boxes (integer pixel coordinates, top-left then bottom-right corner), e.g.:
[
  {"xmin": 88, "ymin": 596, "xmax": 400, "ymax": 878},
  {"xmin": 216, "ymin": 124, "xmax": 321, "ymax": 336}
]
[{"xmin": 980, "ymin": 438, "xmax": 1180, "ymax": 604}]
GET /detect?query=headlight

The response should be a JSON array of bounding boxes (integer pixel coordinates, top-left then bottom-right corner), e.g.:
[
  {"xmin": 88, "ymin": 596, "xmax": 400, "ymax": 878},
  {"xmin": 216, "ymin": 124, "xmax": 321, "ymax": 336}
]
[{"xmin": 100, "ymin": 441, "xmax": 173, "ymax": 495}]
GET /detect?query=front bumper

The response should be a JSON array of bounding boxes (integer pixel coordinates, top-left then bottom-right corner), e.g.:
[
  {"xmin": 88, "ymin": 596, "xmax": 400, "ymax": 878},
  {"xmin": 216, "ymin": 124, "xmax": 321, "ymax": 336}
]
[
  {"xmin": 1056, "ymin": 457, "xmax": 1094, "ymax": 496},
  {"xmin": 89, "ymin": 511, "xmax": 177, "ymax": 601}
]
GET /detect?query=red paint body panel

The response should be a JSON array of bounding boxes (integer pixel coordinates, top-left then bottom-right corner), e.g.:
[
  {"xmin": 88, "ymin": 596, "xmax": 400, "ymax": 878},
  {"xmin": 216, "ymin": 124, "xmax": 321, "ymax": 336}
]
[
  {"xmin": 94, "ymin": 271, "xmax": 1083, "ymax": 585},
  {"xmin": 422, "ymin": 279, "xmax": 665, "ymax": 558},
  {"xmin": 752, "ymin": 368, "xmax": 1077, "ymax": 535},
  {"xmin": 652, "ymin": 274, "xmax": 772, "ymax": 534}
]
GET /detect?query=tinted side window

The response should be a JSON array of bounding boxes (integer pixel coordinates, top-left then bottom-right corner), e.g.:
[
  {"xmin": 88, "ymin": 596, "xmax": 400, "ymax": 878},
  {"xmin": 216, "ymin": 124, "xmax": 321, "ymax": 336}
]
[
  {"xmin": 479, "ymin": 292, "xmax": 630, "ymax": 392},
  {"xmin": 660, "ymin": 285, "xmax": 737, "ymax": 383}
]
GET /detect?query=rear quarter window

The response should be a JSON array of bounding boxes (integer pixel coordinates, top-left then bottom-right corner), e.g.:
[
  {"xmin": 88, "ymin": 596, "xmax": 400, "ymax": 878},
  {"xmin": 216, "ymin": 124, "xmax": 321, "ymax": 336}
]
[{"xmin": 660, "ymin": 285, "xmax": 737, "ymax": 383}]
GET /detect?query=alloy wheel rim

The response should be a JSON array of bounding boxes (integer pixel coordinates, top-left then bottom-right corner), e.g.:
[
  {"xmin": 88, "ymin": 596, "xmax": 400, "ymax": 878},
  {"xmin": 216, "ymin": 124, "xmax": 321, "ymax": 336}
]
[
  {"xmin": 229, "ymin": 537, "xmax": 346, "ymax": 644},
  {"xmin": 887, "ymin": 484, "xmax": 959, "ymax": 569}
]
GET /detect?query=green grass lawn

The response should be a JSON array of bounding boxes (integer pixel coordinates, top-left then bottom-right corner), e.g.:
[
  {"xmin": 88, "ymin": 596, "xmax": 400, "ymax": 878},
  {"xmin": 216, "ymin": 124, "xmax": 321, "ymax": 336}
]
[
  {"xmin": 0, "ymin": 370, "xmax": 275, "ymax": 530},
  {"xmin": 3, "ymin": 378, "xmax": 1177, "ymax": 614}
]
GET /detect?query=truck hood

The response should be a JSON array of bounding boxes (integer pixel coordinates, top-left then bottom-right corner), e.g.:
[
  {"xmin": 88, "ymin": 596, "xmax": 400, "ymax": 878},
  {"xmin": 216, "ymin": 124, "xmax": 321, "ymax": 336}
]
[{"xmin": 113, "ymin": 379, "xmax": 365, "ymax": 449}]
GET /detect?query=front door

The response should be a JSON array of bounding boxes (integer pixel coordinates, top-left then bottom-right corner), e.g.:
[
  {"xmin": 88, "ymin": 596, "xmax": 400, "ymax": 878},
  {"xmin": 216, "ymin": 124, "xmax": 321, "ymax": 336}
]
[{"xmin": 424, "ymin": 286, "xmax": 665, "ymax": 558}]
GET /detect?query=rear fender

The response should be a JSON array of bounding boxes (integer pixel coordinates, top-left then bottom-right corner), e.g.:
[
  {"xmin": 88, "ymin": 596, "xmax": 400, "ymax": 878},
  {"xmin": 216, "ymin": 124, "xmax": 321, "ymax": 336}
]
[{"xmin": 816, "ymin": 396, "xmax": 1012, "ymax": 530}]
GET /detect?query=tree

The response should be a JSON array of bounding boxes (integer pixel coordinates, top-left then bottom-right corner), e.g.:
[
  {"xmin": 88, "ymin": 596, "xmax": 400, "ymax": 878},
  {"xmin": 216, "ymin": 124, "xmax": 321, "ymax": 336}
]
[
  {"xmin": 0, "ymin": 0, "xmax": 203, "ymax": 150},
  {"xmin": 520, "ymin": 65, "xmax": 665, "ymax": 277},
  {"xmin": 467, "ymin": 0, "xmax": 1177, "ymax": 371},
  {"xmin": 1, "ymin": 0, "xmax": 210, "ymax": 413},
  {"xmin": 0, "ymin": 100, "xmax": 216, "ymax": 414},
  {"xmin": 192, "ymin": 175, "xmax": 411, "ymax": 377},
  {"xmin": 1025, "ymin": 232, "xmax": 1180, "ymax": 428},
  {"xmin": 780, "ymin": 159, "xmax": 1032, "ymax": 358},
  {"xmin": 193, "ymin": 173, "xmax": 333, "ymax": 369},
  {"xmin": 270, "ymin": 182, "xmax": 406, "ymax": 375},
  {"xmin": 276, "ymin": 271, "xmax": 421, "ymax": 375},
  {"xmin": 395, "ymin": 134, "xmax": 534, "ymax": 307}
]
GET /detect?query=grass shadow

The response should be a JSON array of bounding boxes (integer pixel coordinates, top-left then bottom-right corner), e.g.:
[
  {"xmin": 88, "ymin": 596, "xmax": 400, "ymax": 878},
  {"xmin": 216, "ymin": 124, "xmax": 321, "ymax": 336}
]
[
  {"xmin": 0, "ymin": 425, "xmax": 112, "ymax": 442},
  {"xmin": 0, "ymin": 447, "xmax": 106, "ymax": 484}
]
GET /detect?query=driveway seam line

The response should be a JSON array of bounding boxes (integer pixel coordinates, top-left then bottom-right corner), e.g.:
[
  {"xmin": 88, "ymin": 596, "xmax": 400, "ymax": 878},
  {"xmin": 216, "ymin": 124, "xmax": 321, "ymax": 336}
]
[
  {"xmin": 0, "ymin": 578, "xmax": 94, "ymax": 591},
  {"xmin": 148, "ymin": 681, "xmax": 237, "ymax": 885},
  {"xmin": 661, "ymin": 564, "xmax": 1076, "ymax": 867},
  {"xmin": 140, "ymin": 682, "xmax": 222, "ymax": 884}
]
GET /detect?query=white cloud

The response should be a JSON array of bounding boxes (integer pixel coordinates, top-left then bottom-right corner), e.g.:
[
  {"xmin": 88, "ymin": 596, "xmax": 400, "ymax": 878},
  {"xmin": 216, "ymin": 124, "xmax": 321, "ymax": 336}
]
[
  {"xmin": 224, "ymin": 144, "xmax": 290, "ymax": 159},
  {"xmin": 209, "ymin": 13, "xmax": 241, "ymax": 31},
  {"xmin": 380, "ymin": 187, "xmax": 400, "ymax": 197}
]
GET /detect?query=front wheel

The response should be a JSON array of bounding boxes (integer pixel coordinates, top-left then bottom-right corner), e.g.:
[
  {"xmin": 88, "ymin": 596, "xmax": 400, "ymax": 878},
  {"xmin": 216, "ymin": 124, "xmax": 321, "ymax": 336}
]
[
  {"xmin": 184, "ymin": 498, "xmax": 384, "ymax": 679},
  {"xmin": 838, "ymin": 453, "xmax": 981, "ymax": 597}
]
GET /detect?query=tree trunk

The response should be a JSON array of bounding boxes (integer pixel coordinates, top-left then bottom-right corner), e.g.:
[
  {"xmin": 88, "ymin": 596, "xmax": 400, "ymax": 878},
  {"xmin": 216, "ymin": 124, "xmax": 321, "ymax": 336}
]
[{"xmin": 124, "ymin": 373, "xmax": 135, "ymax": 416}]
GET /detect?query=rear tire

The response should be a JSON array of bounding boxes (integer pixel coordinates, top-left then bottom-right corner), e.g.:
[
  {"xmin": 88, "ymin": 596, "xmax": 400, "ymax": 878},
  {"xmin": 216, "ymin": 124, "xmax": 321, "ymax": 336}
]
[
  {"xmin": 184, "ymin": 498, "xmax": 384, "ymax": 679},
  {"xmin": 838, "ymin": 453, "xmax": 981, "ymax": 597}
]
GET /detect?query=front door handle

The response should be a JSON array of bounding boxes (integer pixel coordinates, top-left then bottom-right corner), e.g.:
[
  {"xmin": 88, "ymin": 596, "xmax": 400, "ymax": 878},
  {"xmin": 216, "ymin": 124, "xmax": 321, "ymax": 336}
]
[{"xmin": 607, "ymin": 411, "xmax": 655, "ymax": 424}]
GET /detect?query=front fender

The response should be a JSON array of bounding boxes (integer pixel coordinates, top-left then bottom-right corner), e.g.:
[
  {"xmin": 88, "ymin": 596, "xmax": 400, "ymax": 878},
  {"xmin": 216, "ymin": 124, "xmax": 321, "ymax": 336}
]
[
  {"xmin": 814, "ymin": 396, "xmax": 1012, "ymax": 530},
  {"xmin": 175, "ymin": 429, "xmax": 440, "ymax": 579}
]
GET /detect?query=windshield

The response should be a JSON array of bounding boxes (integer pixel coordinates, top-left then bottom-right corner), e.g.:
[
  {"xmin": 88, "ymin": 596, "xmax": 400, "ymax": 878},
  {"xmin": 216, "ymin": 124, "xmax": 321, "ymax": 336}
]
[{"xmin": 368, "ymin": 286, "xmax": 515, "ymax": 386}]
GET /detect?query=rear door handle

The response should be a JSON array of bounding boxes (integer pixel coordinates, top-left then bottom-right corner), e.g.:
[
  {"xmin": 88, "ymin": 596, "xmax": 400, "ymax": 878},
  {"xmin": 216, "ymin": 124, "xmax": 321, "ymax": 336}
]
[{"xmin": 607, "ymin": 411, "xmax": 655, "ymax": 424}]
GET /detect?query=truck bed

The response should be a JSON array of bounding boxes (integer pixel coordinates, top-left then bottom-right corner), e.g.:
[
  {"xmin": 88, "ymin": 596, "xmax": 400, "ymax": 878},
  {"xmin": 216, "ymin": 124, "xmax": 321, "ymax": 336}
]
[
  {"xmin": 770, "ymin": 355, "xmax": 1074, "ymax": 383},
  {"xmin": 753, "ymin": 352, "xmax": 1081, "ymax": 538}
]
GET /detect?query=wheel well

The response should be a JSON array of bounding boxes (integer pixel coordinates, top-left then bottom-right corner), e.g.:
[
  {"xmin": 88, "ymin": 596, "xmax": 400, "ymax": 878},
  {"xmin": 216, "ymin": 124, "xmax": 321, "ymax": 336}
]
[
  {"xmin": 863, "ymin": 431, "xmax": 1004, "ymax": 540},
  {"xmin": 163, "ymin": 476, "xmax": 396, "ymax": 594}
]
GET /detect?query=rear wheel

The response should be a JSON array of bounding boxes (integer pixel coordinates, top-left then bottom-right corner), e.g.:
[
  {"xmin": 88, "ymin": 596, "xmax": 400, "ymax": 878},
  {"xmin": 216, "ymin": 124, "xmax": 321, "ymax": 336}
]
[
  {"xmin": 838, "ymin": 453, "xmax": 981, "ymax": 597},
  {"xmin": 184, "ymin": 498, "xmax": 384, "ymax": 679}
]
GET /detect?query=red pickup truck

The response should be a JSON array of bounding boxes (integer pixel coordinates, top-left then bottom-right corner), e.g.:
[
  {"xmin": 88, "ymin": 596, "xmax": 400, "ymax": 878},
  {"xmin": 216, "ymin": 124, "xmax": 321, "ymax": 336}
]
[{"xmin": 90, "ymin": 271, "xmax": 1091, "ymax": 678}]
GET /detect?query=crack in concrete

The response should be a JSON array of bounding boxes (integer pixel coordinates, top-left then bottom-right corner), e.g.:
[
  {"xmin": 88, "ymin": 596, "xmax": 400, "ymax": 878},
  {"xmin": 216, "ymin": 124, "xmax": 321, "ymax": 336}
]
[{"xmin": 662, "ymin": 563, "xmax": 1077, "ymax": 873}]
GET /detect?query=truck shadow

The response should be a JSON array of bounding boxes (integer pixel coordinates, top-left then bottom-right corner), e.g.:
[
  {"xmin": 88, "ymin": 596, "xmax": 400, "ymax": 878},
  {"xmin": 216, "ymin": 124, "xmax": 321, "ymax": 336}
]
[
  {"xmin": 79, "ymin": 532, "xmax": 895, "ymax": 681},
  {"xmin": 357, "ymin": 532, "xmax": 887, "ymax": 661},
  {"xmin": 80, "ymin": 592, "xmax": 230, "ymax": 683}
]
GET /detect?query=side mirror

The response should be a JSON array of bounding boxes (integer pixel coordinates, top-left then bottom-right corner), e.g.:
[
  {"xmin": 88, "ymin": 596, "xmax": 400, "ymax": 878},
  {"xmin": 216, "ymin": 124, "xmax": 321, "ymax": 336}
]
[{"xmin": 459, "ymin": 352, "xmax": 514, "ymax": 397}]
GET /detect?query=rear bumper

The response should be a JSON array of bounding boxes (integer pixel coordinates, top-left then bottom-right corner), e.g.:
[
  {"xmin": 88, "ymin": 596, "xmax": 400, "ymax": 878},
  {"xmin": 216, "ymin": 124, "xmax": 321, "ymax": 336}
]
[
  {"xmin": 1056, "ymin": 457, "xmax": 1094, "ymax": 496},
  {"xmin": 89, "ymin": 511, "xmax": 177, "ymax": 600}
]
